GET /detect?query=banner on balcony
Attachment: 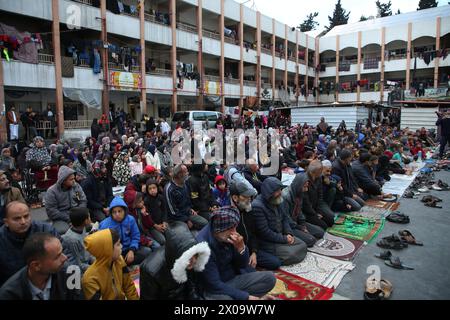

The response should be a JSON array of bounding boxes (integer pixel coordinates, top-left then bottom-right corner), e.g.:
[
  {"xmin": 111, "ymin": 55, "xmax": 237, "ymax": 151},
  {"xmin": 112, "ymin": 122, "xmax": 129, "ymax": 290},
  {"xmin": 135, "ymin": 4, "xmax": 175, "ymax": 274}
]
[
  {"xmin": 63, "ymin": 89, "xmax": 102, "ymax": 109},
  {"xmin": 404, "ymin": 88, "xmax": 449, "ymax": 101},
  {"xmin": 110, "ymin": 71, "xmax": 142, "ymax": 91},
  {"xmin": 205, "ymin": 81, "xmax": 222, "ymax": 95}
]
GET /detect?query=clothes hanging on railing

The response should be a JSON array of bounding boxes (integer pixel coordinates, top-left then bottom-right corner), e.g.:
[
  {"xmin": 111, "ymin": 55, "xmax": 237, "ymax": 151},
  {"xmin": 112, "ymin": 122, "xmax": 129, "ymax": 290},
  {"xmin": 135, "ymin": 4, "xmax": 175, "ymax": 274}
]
[
  {"xmin": 364, "ymin": 57, "xmax": 379, "ymax": 70},
  {"xmin": 339, "ymin": 61, "xmax": 350, "ymax": 72}
]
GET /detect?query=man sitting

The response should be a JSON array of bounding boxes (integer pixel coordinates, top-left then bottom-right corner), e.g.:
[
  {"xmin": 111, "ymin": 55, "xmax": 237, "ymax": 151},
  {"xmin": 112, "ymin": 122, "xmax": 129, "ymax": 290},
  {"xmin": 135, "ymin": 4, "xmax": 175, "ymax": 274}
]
[
  {"xmin": 44, "ymin": 166, "xmax": 87, "ymax": 234},
  {"xmin": 0, "ymin": 202, "xmax": 59, "ymax": 287},
  {"xmin": 252, "ymin": 178, "xmax": 307, "ymax": 266},
  {"xmin": 0, "ymin": 170, "xmax": 25, "ymax": 227},
  {"xmin": 196, "ymin": 207, "xmax": 276, "ymax": 300},
  {"xmin": 352, "ymin": 153, "xmax": 383, "ymax": 197},
  {"xmin": 242, "ymin": 159, "xmax": 267, "ymax": 193}
]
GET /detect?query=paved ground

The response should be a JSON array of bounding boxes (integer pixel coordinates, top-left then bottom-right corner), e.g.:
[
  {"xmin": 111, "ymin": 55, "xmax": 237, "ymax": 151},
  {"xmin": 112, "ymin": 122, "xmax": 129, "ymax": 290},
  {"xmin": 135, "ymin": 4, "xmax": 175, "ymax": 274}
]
[
  {"xmin": 30, "ymin": 171, "xmax": 450, "ymax": 300},
  {"xmin": 335, "ymin": 170, "xmax": 450, "ymax": 300}
]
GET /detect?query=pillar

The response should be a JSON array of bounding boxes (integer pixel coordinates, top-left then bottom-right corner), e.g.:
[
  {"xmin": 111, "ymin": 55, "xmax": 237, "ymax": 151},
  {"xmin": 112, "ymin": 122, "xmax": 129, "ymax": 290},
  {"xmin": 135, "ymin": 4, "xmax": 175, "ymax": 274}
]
[{"xmin": 52, "ymin": 0, "xmax": 64, "ymax": 138}]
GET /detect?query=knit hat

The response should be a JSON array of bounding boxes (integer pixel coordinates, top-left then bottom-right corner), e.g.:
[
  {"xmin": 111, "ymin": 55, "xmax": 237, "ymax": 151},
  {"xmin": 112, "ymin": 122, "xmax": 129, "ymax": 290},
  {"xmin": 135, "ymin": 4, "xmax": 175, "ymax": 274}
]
[{"xmin": 210, "ymin": 207, "xmax": 240, "ymax": 234}]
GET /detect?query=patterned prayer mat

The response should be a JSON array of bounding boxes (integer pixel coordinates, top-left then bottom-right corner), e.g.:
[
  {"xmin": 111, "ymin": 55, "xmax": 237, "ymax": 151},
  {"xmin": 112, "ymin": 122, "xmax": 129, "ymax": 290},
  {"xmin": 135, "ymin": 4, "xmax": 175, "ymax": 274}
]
[
  {"xmin": 328, "ymin": 214, "xmax": 385, "ymax": 243},
  {"xmin": 269, "ymin": 270, "xmax": 334, "ymax": 300},
  {"xmin": 308, "ymin": 233, "xmax": 365, "ymax": 261},
  {"xmin": 130, "ymin": 267, "xmax": 140, "ymax": 297},
  {"xmin": 347, "ymin": 205, "xmax": 390, "ymax": 220},
  {"xmin": 365, "ymin": 199, "xmax": 400, "ymax": 212},
  {"xmin": 281, "ymin": 253, "xmax": 355, "ymax": 289}
]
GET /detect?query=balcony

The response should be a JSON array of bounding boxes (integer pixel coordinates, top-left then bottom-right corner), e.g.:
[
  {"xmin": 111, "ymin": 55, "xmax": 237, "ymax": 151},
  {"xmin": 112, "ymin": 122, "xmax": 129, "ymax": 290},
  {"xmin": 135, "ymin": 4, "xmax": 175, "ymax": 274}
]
[
  {"xmin": 203, "ymin": 29, "xmax": 220, "ymax": 41},
  {"xmin": 177, "ymin": 21, "xmax": 197, "ymax": 34},
  {"xmin": 243, "ymin": 80, "xmax": 256, "ymax": 87},
  {"xmin": 38, "ymin": 53, "xmax": 55, "ymax": 64},
  {"xmin": 224, "ymin": 36, "xmax": 237, "ymax": 45},
  {"xmin": 224, "ymin": 77, "xmax": 240, "ymax": 85},
  {"xmin": 37, "ymin": 120, "xmax": 91, "ymax": 130},
  {"xmin": 108, "ymin": 62, "xmax": 141, "ymax": 73},
  {"xmin": 148, "ymin": 68, "xmax": 172, "ymax": 77},
  {"xmin": 204, "ymin": 75, "xmax": 221, "ymax": 82},
  {"xmin": 261, "ymin": 47, "xmax": 271, "ymax": 55},
  {"xmin": 71, "ymin": 0, "xmax": 93, "ymax": 6}
]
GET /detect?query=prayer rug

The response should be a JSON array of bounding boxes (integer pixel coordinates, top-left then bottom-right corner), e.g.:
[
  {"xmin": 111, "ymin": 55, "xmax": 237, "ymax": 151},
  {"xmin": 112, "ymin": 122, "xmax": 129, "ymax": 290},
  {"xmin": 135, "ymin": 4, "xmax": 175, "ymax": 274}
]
[
  {"xmin": 308, "ymin": 233, "xmax": 365, "ymax": 261},
  {"xmin": 364, "ymin": 199, "xmax": 400, "ymax": 212},
  {"xmin": 328, "ymin": 214, "xmax": 385, "ymax": 243},
  {"xmin": 281, "ymin": 253, "xmax": 355, "ymax": 289},
  {"xmin": 348, "ymin": 205, "xmax": 390, "ymax": 220},
  {"xmin": 130, "ymin": 267, "xmax": 140, "ymax": 297},
  {"xmin": 269, "ymin": 270, "xmax": 334, "ymax": 300}
]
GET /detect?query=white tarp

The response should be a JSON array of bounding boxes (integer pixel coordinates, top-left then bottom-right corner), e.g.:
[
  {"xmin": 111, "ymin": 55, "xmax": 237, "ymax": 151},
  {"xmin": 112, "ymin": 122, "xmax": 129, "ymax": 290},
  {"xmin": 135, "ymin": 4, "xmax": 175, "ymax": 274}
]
[{"xmin": 63, "ymin": 88, "xmax": 102, "ymax": 109}]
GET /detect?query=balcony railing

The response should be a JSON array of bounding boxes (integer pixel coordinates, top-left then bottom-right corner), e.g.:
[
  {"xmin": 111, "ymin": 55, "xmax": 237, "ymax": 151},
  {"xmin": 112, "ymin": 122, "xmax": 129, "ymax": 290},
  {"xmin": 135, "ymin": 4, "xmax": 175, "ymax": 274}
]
[
  {"xmin": 224, "ymin": 36, "xmax": 237, "ymax": 45},
  {"xmin": 38, "ymin": 53, "xmax": 54, "ymax": 64},
  {"xmin": 37, "ymin": 120, "xmax": 91, "ymax": 130},
  {"xmin": 243, "ymin": 80, "xmax": 256, "ymax": 87},
  {"xmin": 177, "ymin": 21, "xmax": 197, "ymax": 34},
  {"xmin": 144, "ymin": 13, "xmax": 170, "ymax": 27},
  {"xmin": 261, "ymin": 47, "xmax": 272, "ymax": 55},
  {"xmin": 108, "ymin": 62, "xmax": 140, "ymax": 73},
  {"xmin": 204, "ymin": 75, "xmax": 221, "ymax": 82},
  {"xmin": 71, "ymin": 0, "xmax": 93, "ymax": 6},
  {"xmin": 148, "ymin": 68, "xmax": 172, "ymax": 76},
  {"xmin": 203, "ymin": 29, "xmax": 220, "ymax": 40},
  {"xmin": 224, "ymin": 78, "xmax": 240, "ymax": 85},
  {"xmin": 262, "ymin": 83, "xmax": 272, "ymax": 89}
]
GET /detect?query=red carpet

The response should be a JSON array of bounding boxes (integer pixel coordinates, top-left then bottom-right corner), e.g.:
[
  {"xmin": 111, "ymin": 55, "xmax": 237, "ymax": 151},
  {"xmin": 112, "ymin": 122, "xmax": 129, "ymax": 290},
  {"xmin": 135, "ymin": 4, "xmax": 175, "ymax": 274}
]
[{"xmin": 269, "ymin": 270, "xmax": 334, "ymax": 300}]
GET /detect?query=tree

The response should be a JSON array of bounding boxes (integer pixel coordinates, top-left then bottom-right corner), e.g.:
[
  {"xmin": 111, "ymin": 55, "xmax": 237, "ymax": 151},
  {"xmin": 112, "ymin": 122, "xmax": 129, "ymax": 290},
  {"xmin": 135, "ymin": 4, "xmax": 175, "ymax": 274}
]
[
  {"xmin": 298, "ymin": 12, "xmax": 319, "ymax": 32},
  {"xmin": 376, "ymin": 1, "xmax": 392, "ymax": 17},
  {"xmin": 326, "ymin": 0, "xmax": 351, "ymax": 32},
  {"xmin": 417, "ymin": 0, "xmax": 438, "ymax": 10}
]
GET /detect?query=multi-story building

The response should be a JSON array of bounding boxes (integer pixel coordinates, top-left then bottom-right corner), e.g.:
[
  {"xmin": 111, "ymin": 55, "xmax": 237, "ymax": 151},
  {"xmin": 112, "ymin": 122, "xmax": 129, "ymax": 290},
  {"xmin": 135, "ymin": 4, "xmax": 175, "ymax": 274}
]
[{"xmin": 0, "ymin": 1, "xmax": 449, "ymax": 141}]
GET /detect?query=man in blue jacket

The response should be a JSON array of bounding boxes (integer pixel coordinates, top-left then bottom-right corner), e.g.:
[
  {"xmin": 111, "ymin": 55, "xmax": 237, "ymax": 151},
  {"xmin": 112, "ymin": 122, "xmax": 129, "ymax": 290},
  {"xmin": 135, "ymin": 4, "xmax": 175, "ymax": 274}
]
[
  {"xmin": 99, "ymin": 196, "xmax": 150, "ymax": 266},
  {"xmin": 196, "ymin": 207, "xmax": 276, "ymax": 300}
]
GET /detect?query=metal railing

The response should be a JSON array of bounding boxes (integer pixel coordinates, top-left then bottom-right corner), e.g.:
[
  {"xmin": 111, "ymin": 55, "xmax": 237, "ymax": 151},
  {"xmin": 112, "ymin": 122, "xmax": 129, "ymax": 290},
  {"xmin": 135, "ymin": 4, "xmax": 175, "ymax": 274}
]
[
  {"xmin": 144, "ymin": 13, "xmax": 170, "ymax": 27},
  {"xmin": 37, "ymin": 120, "xmax": 91, "ymax": 130},
  {"xmin": 38, "ymin": 53, "xmax": 54, "ymax": 64},
  {"xmin": 71, "ymin": 0, "xmax": 93, "ymax": 5},
  {"xmin": 243, "ymin": 80, "xmax": 256, "ymax": 87},
  {"xmin": 108, "ymin": 62, "xmax": 140, "ymax": 73},
  {"xmin": 224, "ymin": 78, "xmax": 240, "ymax": 85},
  {"xmin": 177, "ymin": 21, "xmax": 197, "ymax": 34},
  {"xmin": 224, "ymin": 36, "xmax": 237, "ymax": 45},
  {"xmin": 262, "ymin": 83, "xmax": 272, "ymax": 89},
  {"xmin": 204, "ymin": 75, "xmax": 221, "ymax": 82},
  {"xmin": 148, "ymin": 68, "xmax": 172, "ymax": 76},
  {"xmin": 202, "ymin": 29, "xmax": 220, "ymax": 40},
  {"xmin": 261, "ymin": 47, "xmax": 272, "ymax": 55}
]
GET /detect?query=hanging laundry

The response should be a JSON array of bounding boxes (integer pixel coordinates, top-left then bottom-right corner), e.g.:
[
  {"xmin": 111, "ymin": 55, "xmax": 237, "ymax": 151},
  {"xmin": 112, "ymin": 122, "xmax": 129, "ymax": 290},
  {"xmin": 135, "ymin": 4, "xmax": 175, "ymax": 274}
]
[
  {"xmin": 93, "ymin": 49, "xmax": 101, "ymax": 74},
  {"xmin": 364, "ymin": 57, "xmax": 379, "ymax": 70},
  {"xmin": 339, "ymin": 61, "xmax": 350, "ymax": 72}
]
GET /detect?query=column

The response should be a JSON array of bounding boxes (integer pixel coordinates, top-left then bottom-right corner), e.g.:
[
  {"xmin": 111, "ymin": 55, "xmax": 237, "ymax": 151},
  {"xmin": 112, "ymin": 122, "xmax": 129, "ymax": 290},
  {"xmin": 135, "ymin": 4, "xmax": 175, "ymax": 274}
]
[
  {"xmin": 434, "ymin": 17, "xmax": 441, "ymax": 89},
  {"xmin": 295, "ymin": 30, "xmax": 299, "ymax": 104},
  {"xmin": 305, "ymin": 35, "xmax": 309, "ymax": 103},
  {"xmin": 271, "ymin": 19, "xmax": 275, "ymax": 97},
  {"xmin": 315, "ymin": 37, "xmax": 320, "ymax": 104},
  {"xmin": 357, "ymin": 31, "xmax": 362, "ymax": 102},
  {"xmin": 239, "ymin": 4, "xmax": 244, "ymax": 108},
  {"xmin": 406, "ymin": 23, "xmax": 412, "ymax": 90},
  {"xmin": 52, "ymin": 0, "xmax": 64, "ymax": 138},
  {"xmin": 100, "ymin": 0, "xmax": 109, "ymax": 116},
  {"xmin": 0, "ymin": 56, "xmax": 5, "ymax": 144},
  {"xmin": 139, "ymin": 0, "xmax": 147, "ymax": 116},
  {"xmin": 220, "ymin": 0, "xmax": 225, "ymax": 113},
  {"xmin": 380, "ymin": 27, "xmax": 386, "ymax": 104},
  {"xmin": 336, "ymin": 35, "xmax": 340, "ymax": 102},
  {"xmin": 170, "ymin": 0, "xmax": 177, "ymax": 114},
  {"xmin": 197, "ymin": 0, "xmax": 204, "ymax": 108},
  {"xmin": 284, "ymin": 25, "xmax": 288, "ymax": 91},
  {"xmin": 256, "ymin": 12, "xmax": 261, "ymax": 107}
]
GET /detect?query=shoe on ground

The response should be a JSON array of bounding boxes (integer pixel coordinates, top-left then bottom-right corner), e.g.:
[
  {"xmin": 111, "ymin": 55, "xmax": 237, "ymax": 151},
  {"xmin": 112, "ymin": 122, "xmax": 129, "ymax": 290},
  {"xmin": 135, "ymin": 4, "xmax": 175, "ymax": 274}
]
[
  {"xmin": 431, "ymin": 184, "xmax": 443, "ymax": 191},
  {"xmin": 418, "ymin": 186, "xmax": 430, "ymax": 193}
]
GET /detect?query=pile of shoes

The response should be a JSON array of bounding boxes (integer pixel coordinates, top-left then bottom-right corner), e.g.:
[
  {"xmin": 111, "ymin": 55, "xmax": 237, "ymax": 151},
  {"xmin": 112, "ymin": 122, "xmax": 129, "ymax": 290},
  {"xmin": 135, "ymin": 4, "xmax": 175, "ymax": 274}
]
[
  {"xmin": 364, "ymin": 276, "xmax": 393, "ymax": 300},
  {"xmin": 421, "ymin": 195, "xmax": 443, "ymax": 208},
  {"xmin": 386, "ymin": 212, "xmax": 410, "ymax": 224}
]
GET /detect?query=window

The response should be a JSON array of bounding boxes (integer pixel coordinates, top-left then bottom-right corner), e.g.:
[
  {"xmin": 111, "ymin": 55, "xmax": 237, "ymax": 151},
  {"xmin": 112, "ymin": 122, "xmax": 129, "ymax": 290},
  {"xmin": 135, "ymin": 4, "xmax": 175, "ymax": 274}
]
[
  {"xmin": 172, "ymin": 112, "xmax": 188, "ymax": 122},
  {"xmin": 193, "ymin": 112, "xmax": 206, "ymax": 121}
]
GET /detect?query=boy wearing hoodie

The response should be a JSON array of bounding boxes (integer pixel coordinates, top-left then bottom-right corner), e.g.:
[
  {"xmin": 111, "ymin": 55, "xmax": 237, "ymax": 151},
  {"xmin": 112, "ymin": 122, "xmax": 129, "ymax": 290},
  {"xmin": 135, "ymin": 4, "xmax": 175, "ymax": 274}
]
[
  {"xmin": 144, "ymin": 179, "xmax": 168, "ymax": 245},
  {"xmin": 99, "ymin": 197, "xmax": 150, "ymax": 266},
  {"xmin": 82, "ymin": 228, "xmax": 139, "ymax": 300},
  {"xmin": 212, "ymin": 176, "xmax": 231, "ymax": 208}
]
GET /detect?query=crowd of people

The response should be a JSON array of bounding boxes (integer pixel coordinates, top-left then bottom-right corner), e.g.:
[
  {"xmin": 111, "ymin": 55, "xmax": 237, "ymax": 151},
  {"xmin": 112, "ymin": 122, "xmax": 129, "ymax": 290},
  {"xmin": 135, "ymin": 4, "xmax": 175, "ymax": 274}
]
[{"xmin": 0, "ymin": 107, "xmax": 448, "ymax": 300}]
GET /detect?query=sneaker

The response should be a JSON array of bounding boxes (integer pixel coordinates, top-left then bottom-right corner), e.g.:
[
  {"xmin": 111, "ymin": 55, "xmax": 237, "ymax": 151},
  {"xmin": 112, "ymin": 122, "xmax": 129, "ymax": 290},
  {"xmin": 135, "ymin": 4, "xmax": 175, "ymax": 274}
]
[
  {"xmin": 431, "ymin": 184, "xmax": 443, "ymax": 191},
  {"xmin": 418, "ymin": 186, "xmax": 430, "ymax": 193}
]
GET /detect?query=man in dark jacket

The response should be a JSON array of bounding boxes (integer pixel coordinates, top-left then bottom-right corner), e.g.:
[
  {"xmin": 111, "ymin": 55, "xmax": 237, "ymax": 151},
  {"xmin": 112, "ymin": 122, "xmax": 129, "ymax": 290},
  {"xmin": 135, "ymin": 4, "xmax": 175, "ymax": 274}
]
[
  {"xmin": 81, "ymin": 160, "xmax": 113, "ymax": 223},
  {"xmin": 196, "ymin": 207, "xmax": 276, "ymax": 300},
  {"xmin": 0, "ymin": 202, "xmax": 60, "ymax": 286},
  {"xmin": 332, "ymin": 149, "xmax": 366, "ymax": 211},
  {"xmin": 140, "ymin": 222, "xmax": 211, "ymax": 300},
  {"xmin": 436, "ymin": 110, "xmax": 450, "ymax": 158},
  {"xmin": 302, "ymin": 161, "xmax": 335, "ymax": 231},
  {"xmin": 282, "ymin": 172, "xmax": 324, "ymax": 247},
  {"xmin": 165, "ymin": 165, "xmax": 208, "ymax": 231},
  {"xmin": 252, "ymin": 177, "xmax": 307, "ymax": 266},
  {"xmin": 0, "ymin": 170, "xmax": 26, "ymax": 226},
  {"xmin": 352, "ymin": 153, "xmax": 382, "ymax": 196},
  {"xmin": 242, "ymin": 159, "xmax": 267, "ymax": 193},
  {"xmin": 0, "ymin": 232, "xmax": 81, "ymax": 300},
  {"xmin": 230, "ymin": 180, "xmax": 281, "ymax": 270},
  {"xmin": 187, "ymin": 163, "xmax": 219, "ymax": 221}
]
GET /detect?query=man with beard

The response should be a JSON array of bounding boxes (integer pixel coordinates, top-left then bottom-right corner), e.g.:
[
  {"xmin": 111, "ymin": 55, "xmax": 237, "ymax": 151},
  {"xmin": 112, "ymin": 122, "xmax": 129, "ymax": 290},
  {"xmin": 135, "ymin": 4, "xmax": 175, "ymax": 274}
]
[
  {"xmin": 0, "ymin": 202, "xmax": 59, "ymax": 286},
  {"xmin": 0, "ymin": 170, "xmax": 25, "ymax": 226}
]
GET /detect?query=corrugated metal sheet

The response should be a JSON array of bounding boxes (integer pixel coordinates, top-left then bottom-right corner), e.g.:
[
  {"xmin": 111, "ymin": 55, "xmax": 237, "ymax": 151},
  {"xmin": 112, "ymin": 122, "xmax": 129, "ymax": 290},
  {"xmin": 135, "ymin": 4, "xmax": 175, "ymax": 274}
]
[
  {"xmin": 291, "ymin": 106, "xmax": 369, "ymax": 129},
  {"xmin": 401, "ymin": 107, "xmax": 438, "ymax": 130}
]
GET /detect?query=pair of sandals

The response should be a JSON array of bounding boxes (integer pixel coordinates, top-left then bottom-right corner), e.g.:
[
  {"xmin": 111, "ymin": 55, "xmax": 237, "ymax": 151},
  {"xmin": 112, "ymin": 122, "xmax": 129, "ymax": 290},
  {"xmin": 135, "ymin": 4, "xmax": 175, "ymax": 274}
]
[
  {"xmin": 375, "ymin": 250, "xmax": 414, "ymax": 270},
  {"xmin": 377, "ymin": 234, "xmax": 408, "ymax": 250},
  {"xmin": 386, "ymin": 212, "xmax": 410, "ymax": 224},
  {"xmin": 364, "ymin": 276, "xmax": 393, "ymax": 300},
  {"xmin": 421, "ymin": 195, "xmax": 443, "ymax": 209}
]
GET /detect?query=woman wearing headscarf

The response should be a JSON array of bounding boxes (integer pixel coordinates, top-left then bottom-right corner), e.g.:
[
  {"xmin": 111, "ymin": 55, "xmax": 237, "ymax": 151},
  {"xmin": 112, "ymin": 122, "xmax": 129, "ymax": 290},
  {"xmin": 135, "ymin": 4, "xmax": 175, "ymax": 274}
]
[
  {"xmin": 112, "ymin": 151, "xmax": 132, "ymax": 186},
  {"xmin": 73, "ymin": 151, "xmax": 93, "ymax": 181},
  {"xmin": 145, "ymin": 144, "xmax": 161, "ymax": 170},
  {"xmin": 0, "ymin": 148, "xmax": 15, "ymax": 172},
  {"xmin": 25, "ymin": 136, "xmax": 57, "ymax": 189}
]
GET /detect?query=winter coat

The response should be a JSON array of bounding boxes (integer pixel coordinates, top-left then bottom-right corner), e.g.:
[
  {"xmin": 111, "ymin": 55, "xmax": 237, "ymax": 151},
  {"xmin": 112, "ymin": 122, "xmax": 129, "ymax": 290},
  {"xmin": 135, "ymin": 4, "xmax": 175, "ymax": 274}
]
[
  {"xmin": 0, "ymin": 221, "xmax": 60, "ymax": 286},
  {"xmin": 99, "ymin": 197, "xmax": 140, "ymax": 254},
  {"xmin": 81, "ymin": 173, "xmax": 113, "ymax": 211},
  {"xmin": 352, "ymin": 160, "xmax": 381, "ymax": 196},
  {"xmin": 332, "ymin": 159, "xmax": 359, "ymax": 197},
  {"xmin": 62, "ymin": 227, "xmax": 94, "ymax": 273},
  {"xmin": 281, "ymin": 173, "xmax": 308, "ymax": 225},
  {"xmin": 196, "ymin": 224, "xmax": 251, "ymax": 300},
  {"xmin": 187, "ymin": 170, "xmax": 218, "ymax": 215},
  {"xmin": 251, "ymin": 178, "xmax": 293, "ymax": 252},
  {"xmin": 140, "ymin": 222, "xmax": 210, "ymax": 300},
  {"xmin": 144, "ymin": 193, "xmax": 168, "ymax": 225},
  {"xmin": 212, "ymin": 175, "xmax": 231, "ymax": 208},
  {"xmin": 242, "ymin": 167, "xmax": 267, "ymax": 193},
  {"xmin": 82, "ymin": 229, "xmax": 139, "ymax": 300},
  {"xmin": 44, "ymin": 166, "xmax": 88, "ymax": 223},
  {"xmin": 165, "ymin": 181, "xmax": 192, "ymax": 223},
  {"xmin": 302, "ymin": 173, "xmax": 329, "ymax": 217}
]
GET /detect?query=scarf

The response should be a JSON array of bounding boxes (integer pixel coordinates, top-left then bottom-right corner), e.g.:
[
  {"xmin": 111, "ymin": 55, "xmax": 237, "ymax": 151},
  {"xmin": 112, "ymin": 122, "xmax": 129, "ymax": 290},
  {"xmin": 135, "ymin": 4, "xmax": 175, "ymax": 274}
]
[
  {"xmin": 25, "ymin": 146, "xmax": 51, "ymax": 167},
  {"xmin": 112, "ymin": 153, "xmax": 131, "ymax": 186}
]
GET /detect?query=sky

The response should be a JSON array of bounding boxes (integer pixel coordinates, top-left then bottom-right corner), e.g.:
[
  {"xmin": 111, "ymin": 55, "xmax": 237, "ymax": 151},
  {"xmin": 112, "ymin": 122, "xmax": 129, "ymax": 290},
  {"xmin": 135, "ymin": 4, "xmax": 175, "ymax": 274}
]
[{"xmin": 238, "ymin": 0, "xmax": 449, "ymax": 35}]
